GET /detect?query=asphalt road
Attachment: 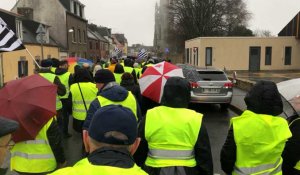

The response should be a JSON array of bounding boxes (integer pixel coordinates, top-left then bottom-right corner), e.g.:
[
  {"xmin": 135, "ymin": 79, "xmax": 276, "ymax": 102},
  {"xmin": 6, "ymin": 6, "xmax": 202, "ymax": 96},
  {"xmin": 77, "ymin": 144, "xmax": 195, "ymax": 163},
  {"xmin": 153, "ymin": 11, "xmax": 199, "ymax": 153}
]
[{"xmin": 5, "ymin": 104, "xmax": 237, "ymax": 175}]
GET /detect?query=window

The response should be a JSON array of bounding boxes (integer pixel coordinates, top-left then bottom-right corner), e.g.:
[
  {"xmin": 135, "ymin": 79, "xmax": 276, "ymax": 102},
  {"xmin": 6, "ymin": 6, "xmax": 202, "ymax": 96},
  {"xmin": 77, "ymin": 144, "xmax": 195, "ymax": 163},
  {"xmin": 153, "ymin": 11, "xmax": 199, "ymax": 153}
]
[
  {"xmin": 89, "ymin": 42, "xmax": 92, "ymax": 49},
  {"xmin": 83, "ymin": 30, "xmax": 86, "ymax": 43},
  {"xmin": 78, "ymin": 29, "xmax": 81, "ymax": 43},
  {"xmin": 79, "ymin": 6, "xmax": 82, "ymax": 17},
  {"xmin": 96, "ymin": 42, "xmax": 99, "ymax": 50},
  {"xmin": 265, "ymin": 47, "xmax": 272, "ymax": 65},
  {"xmin": 15, "ymin": 19, "xmax": 23, "ymax": 40},
  {"xmin": 194, "ymin": 47, "xmax": 198, "ymax": 66},
  {"xmin": 73, "ymin": 2, "xmax": 77, "ymax": 15},
  {"xmin": 186, "ymin": 48, "xmax": 189, "ymax": 63},
  {"xmin": 189, "ymin": 48, "xmax": 192, "ymax": 64},
  {"xmin": 72, "ymin": 27, "xmax": 76, "ymax": 42},
  {"xmin": 285, "ymin": 46, "xmax": 292, "ymax": 65},
  {"xmin": 205, "ymin": 47, "xmax": 212, "ymax": 66},
  {"xmin": 18, "ymin": 57, "xmax": 28, "ymax": 77}
]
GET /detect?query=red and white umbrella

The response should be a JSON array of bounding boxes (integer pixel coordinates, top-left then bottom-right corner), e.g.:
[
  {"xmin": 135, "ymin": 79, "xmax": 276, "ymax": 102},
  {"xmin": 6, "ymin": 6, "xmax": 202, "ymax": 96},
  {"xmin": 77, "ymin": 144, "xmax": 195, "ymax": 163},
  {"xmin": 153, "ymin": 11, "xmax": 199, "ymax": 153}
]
[{"xmin": 139, "ymin": 61, "xmax": 184, "ymax": 103}]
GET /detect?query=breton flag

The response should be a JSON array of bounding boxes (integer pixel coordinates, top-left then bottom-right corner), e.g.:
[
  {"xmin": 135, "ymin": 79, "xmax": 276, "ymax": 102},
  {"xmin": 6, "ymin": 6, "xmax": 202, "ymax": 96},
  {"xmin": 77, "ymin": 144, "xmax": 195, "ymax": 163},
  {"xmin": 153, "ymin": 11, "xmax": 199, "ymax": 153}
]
[
  {"xmin": 138, "ymin": 48, "xmax": 148, "ymax": 59},
  {"xmin": 114, "ymin": 46, "xmax": 122, "ymax": 55},
  {"xmin": 0, "ymin": 17, "xmax": 25, "ymax": 53}
]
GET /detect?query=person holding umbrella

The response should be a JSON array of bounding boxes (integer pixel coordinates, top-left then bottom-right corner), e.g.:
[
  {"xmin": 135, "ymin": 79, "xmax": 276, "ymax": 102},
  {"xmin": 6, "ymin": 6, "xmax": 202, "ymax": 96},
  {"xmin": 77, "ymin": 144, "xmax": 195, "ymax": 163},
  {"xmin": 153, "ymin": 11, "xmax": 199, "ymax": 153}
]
[
  {"xmin": 220, "ymin": 80, "xmax": 292, "ymax": 175},
  {"xmin": 0, "ymin": 117, "xmax": 18, "ymax": 174},
  {"xmin": 135, "ymin": 77, "xmax": 213, "ymax": 175}
]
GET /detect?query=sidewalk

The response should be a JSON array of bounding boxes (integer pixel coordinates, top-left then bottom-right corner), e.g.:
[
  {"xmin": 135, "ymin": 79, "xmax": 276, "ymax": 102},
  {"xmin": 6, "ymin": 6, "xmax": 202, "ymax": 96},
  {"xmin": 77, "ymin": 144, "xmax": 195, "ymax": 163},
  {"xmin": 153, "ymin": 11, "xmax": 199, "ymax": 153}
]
[
  {"xmin": 228, "ymin": 70, "xmax": 300, "ymax": 114},
  {"xmin": 230, "ymin": 87, "xmax": 247, "ymax": 115}
]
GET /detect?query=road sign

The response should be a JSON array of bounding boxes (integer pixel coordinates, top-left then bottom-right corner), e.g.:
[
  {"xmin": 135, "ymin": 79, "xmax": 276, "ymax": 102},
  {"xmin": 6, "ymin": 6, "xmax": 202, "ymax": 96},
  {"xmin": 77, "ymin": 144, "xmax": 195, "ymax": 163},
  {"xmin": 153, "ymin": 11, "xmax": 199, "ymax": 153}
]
[
  {"xmin": 36, "ymin": 33, "xmax": 46, "ymax": 43},
  {"xmin": 36, "ymin": 24, "xmax": 46, "ymax": 34}
]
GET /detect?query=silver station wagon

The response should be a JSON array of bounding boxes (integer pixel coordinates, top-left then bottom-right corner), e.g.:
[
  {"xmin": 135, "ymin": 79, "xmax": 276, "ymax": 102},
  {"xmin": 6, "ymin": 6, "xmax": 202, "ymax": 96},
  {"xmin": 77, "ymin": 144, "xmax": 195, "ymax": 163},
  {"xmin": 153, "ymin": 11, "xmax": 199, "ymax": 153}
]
[{"xmin": 178, "ymin": 64, "xmax": 233, "ymax": 109}]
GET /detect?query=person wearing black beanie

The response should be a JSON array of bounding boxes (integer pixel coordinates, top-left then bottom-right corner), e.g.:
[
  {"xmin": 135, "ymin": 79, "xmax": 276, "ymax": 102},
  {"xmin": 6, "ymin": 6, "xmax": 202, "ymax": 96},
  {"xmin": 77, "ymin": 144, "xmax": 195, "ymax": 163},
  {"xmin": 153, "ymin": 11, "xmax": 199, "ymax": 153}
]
[{"xmin": 82, "ymin": 69, "xmax": 142, "ymax": 138}]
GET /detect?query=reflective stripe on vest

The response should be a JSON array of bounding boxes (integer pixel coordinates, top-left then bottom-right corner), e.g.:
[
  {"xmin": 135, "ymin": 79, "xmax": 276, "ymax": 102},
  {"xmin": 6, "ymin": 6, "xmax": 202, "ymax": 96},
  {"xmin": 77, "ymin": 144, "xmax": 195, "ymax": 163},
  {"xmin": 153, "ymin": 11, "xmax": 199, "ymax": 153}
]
[
  {"xmin": 58, "ymin": 72, "xmax": 71, "ymax": 99},
  {"xmin": 113, "ymin": 73, "xmax": 122, "ymax": 84},
  {"xmin": 39, "ymin": 73, "xmax": 62, "ymax": 110},
  {"xmin": 231, "ymin": 110, "xmax": 292, "ymax": 175},
  {"xmin": 234, "ymin": 158, "xmax": 282, "ymax": 175},
  {"xmin": 145, "ymin": 106, "xmax": 202, "ymax": 167},
  {"xmin": 97, "ymin": 91, "xmax": 137, "ymax": 120},
  {"xmin": 148, "ymin": 149, "xmax": 194, "ymax": 160},
  {"xmin": 10, "ymin": 118, "xmax": 56, "ymax": 173},
  {"xmin": 70, "ymin": 82, "xmax": 98, "ymax": 121},
  {"xmin": 11, "ymin": 152, "xmax": 54, "ymax": 159},
  {"xmin": 48, "ymin": 158, "xmax": 148, "ymax": 175}
]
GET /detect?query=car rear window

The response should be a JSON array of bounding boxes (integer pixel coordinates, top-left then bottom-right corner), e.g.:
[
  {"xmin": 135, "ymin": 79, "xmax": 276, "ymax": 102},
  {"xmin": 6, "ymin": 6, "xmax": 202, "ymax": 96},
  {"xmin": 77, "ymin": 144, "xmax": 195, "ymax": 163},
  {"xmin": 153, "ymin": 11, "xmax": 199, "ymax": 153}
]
[{"xmin": 197, "ymin": 71, "xmax": 227, "ymax": 81}]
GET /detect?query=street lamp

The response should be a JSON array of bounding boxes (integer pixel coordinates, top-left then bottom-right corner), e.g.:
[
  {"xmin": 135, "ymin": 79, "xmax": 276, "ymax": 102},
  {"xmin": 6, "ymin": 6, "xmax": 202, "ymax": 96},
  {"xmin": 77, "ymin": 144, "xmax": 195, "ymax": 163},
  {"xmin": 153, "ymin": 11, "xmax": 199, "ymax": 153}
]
[{"xmin": 68, "ymin": 29, "xmax": 74, "ymax": 57}]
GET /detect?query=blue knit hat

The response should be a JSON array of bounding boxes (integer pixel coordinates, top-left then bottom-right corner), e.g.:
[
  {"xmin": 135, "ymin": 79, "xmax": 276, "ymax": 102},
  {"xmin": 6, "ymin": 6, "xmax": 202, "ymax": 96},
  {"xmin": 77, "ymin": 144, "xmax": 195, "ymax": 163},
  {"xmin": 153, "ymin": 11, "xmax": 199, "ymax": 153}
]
[{"xmin": 88, "ymin": 105, "xmax": 137, "ymax": 145}]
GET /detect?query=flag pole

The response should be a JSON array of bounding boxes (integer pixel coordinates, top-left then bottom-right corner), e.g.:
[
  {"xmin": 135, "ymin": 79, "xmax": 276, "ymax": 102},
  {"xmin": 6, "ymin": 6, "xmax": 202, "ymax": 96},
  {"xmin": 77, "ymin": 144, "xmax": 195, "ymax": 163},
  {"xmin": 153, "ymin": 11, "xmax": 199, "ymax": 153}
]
[
  {"xmin": 0, "ymin": 53, "xmax": 4, "ymax": 87},
  {"xmin": 25, "ymin": 48, "xmax": 41, "ymax": 69}
]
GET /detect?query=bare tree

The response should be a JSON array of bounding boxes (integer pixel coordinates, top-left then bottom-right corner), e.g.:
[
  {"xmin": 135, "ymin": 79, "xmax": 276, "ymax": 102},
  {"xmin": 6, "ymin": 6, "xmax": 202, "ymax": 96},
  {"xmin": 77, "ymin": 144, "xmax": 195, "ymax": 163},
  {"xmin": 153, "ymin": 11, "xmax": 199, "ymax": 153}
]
[
  {"xmin": 254, "ymin": 29, "xmax": 274, "ymax": 37},
  {"xmin": 167, "ymin": 0, "xmax": 251, "ymax": 53}
]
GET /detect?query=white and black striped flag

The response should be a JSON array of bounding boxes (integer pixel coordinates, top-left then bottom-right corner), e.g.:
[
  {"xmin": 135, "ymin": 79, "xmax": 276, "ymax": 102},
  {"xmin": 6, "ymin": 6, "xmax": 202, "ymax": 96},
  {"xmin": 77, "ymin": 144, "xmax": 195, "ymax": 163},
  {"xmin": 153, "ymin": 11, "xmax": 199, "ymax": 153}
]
[
  {"xmin": 0, "ymin": 17, "xmax": 25, "ymax": 53},
  {"xmin": 114, "ymin": 46, "xmax": 122, "ymax": 54},
  {"xmin": 138, "ymin": 48, "xmax": 148, "ymax": 59}
]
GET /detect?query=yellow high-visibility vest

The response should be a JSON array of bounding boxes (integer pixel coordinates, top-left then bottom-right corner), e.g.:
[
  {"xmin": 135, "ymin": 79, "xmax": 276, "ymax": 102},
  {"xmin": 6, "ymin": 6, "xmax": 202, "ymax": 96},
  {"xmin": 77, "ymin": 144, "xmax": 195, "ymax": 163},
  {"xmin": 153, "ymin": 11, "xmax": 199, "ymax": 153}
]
[
  {"xmin": 145, "ymin": 106, "xmax": 202, "ymax": 167},
  {"xmin": 231, "ymin": 110, "xmax": 292, "ymax": 175},
  {"xmin": 113, "ymin": 73, "xmax": 123, "ymax": 84},
  {"xmin": 70, "ymin": 82, "xmax": 98, "ymax": 121},
  {"xmin": 39, "ymin": 73, "xmax": 63, "ymax": 110},
  {"xmin": 10, "ymin": 118, "xmax": 57, "ymax": 173},
  {"xmin": 48, "ymin": 158, "xmax": 148, "ymax": 175},
  {"xmin": 58, "ymin": 72, "xmax": 71, "ymax": 99},
  {"xmin": 97, "ymin": 91, "xmax": 137, "ymax": 120}
]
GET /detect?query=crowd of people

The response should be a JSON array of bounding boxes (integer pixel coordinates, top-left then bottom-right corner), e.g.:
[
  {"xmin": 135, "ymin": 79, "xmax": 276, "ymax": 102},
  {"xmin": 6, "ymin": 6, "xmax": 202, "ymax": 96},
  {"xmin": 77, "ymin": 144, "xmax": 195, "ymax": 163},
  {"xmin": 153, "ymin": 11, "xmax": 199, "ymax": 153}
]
[{"xmin": 0, "ymin": 56, "xmax": 299, "ymax": 175}]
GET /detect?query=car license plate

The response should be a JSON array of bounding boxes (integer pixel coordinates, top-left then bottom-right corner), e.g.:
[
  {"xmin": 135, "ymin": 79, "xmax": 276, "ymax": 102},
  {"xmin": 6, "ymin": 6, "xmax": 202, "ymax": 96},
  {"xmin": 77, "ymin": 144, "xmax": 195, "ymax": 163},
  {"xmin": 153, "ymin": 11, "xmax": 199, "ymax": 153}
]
[{"xmin": 203, "ymin": 88, "xmax": 220, "ymax": 93}]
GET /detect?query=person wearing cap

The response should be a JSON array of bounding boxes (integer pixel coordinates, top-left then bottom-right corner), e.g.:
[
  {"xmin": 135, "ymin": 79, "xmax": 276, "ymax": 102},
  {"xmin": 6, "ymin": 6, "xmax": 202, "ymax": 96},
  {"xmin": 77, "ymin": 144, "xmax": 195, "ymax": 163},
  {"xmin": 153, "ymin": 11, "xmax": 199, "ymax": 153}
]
[
  {"xmin": 135, "ymin": 77, "xmax": 213, "ymax": 175},
  {"xmin": 38, "ymin": 59, "xmax": 66, "ymax": 136},
  {"xmin": 49, "ymin": 105, "xmax": 147, "ymax": 175},
  {"xmin": 221, "ymin": 80, "xmax": 292, "ymax": 175},
  {"xmin": 83, "ymin": 69, "xmax": 142, "ymax": 131},
  {"xmin": 0, "ymin": 117, "xmax": 18, "ymax": 174},
  {"xmin": 54, "ymin": 60, "xmax": 74, "ymax": 138}
]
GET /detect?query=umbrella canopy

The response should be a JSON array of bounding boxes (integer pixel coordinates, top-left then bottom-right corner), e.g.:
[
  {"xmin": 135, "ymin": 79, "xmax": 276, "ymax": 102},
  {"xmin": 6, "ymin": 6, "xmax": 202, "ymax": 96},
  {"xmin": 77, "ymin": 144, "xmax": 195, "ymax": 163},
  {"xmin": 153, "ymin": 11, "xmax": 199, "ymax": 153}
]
[
  {"xmin": 0, "ymin": 74, "xmax": 57, "ymax": 142},
  {"xmin": 139, "ymin": 61, "xmax": 184, "ymax": 103},
  {"xmin": 277, "ymin": 78, "xmax": 300, "ymax": 117}
]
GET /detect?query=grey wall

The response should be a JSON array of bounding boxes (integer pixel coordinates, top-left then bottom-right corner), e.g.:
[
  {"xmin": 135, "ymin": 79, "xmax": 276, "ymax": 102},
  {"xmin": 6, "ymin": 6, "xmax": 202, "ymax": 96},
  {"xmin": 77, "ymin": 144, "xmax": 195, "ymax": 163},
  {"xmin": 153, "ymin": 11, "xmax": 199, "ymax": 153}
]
[{"xmin": 12, "ymin": 0, "xmax": 67, "ymax": 48}]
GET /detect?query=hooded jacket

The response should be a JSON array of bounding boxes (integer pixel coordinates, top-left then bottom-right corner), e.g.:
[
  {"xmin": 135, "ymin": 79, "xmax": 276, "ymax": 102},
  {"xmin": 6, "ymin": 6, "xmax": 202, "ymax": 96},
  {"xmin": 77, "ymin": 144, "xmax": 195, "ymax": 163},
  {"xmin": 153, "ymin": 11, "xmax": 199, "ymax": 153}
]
[
  {"xmin": 83, "ymin": 82, "xmax": 142, "ymax": 130},
  {"xmin": 221, "ymin": 80, "xmax": 286, "ymax": 174},
  {"xmin": 134, "ymin": 77, "xmax": 213, "ymax": 175}
]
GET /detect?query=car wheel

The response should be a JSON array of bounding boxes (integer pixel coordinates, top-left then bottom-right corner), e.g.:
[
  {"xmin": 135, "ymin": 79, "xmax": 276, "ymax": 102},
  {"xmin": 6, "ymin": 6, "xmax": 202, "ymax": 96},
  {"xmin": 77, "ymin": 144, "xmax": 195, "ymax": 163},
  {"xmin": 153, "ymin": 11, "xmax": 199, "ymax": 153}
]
[{"xmin": 220, "ymin": 103, "xmax": 230, "ymax": 110}]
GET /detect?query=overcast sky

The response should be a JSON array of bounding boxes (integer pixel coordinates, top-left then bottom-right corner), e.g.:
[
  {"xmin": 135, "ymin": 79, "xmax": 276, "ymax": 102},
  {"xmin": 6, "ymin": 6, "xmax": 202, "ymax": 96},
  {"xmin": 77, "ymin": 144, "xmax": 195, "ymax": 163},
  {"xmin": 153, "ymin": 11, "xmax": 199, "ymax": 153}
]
[{"xmin": 0, "ymin": 0, "xmax": 299, "ymax": 46}]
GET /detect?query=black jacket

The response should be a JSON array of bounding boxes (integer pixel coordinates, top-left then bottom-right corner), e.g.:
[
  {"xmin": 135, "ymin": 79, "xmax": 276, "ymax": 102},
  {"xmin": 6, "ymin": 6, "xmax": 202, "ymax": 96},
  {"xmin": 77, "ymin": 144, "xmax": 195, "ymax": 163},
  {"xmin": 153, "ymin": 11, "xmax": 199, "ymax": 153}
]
[
  {"xmin": 47, "ymin": 119, "xmax": 65, "ymax": 164},
  {"xmin": 282, "ymin": 117, "xmax": 300, "ymax": 175},
  {"xmin": 88, "ymin": 147, "xmax": 136, "ymax": 168}
]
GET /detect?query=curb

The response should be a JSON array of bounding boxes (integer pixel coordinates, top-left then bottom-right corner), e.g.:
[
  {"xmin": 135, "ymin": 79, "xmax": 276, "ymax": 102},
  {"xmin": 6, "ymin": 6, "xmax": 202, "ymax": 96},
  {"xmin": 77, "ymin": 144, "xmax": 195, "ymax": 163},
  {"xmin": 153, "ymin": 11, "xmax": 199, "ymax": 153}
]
[{"xmin": 229, "ymin": 104, "xmax": 243, "ymax": 115}]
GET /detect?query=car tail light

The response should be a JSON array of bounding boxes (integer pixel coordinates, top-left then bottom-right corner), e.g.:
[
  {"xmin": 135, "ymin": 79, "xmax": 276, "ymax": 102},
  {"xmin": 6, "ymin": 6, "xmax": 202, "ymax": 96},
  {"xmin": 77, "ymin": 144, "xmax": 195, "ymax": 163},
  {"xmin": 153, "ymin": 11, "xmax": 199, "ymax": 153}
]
[
  {"xmin": 190, "ymin": 82, "xmax": 199, "ymax": 89},
  {"xmin": 224, "ymin": 82, "xmax": 233, "ymax": 88}
]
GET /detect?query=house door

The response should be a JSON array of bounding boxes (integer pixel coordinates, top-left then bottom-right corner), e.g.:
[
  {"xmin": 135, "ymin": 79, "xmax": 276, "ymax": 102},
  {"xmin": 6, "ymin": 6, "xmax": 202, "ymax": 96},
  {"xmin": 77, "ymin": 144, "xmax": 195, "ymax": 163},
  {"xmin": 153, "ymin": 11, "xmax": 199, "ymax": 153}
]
[{"xmin": 249, "ymin": 47, "xmax": 261, "ymax": 71}]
